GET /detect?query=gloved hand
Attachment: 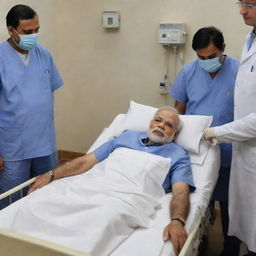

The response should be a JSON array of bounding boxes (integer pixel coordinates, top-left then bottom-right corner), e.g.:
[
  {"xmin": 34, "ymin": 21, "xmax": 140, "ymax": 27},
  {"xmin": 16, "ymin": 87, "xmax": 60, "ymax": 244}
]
[
  {"xmin": 203, "ymin": 127, "xmax": 215, "ymax": 140},
  {"xmin": 203, "ymin": 127, "xmax": 218, "ymax": 145}
]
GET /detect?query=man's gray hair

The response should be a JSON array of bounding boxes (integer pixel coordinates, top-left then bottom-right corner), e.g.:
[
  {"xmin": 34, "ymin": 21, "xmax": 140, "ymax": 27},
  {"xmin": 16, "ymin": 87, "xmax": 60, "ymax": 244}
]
[{"xmin": 154, "ymin": 106, "xmax": 182, "ymax": 131}]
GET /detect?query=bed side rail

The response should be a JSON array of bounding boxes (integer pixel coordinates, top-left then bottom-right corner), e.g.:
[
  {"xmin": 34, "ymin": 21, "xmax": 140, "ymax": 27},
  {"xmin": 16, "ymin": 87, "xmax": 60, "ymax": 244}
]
[
  {"xmin": 179, "ymin": 215, "xmax": 203, "ymax": 256},
  {"xmin": 0, "ymin": 177, "xmax": 36, "ymax": 202}
]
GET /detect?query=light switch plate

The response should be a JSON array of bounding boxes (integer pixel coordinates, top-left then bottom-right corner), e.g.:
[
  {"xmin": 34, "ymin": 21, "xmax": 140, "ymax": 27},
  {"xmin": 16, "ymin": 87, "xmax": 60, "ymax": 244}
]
[{"xmin": 103, "ymin": 11, "xmax": 120, "ymax": 28}]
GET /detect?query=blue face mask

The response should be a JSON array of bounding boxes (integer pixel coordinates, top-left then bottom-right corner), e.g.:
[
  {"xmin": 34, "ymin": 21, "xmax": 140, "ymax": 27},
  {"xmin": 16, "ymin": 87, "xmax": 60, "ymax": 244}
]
[
  {"xmin": 13, "ymin": 29, "xmax": 39, "ymax": 51},
  {"xmin": 198, "ymin": 57, "xmax": 222, "ymax": 73}
]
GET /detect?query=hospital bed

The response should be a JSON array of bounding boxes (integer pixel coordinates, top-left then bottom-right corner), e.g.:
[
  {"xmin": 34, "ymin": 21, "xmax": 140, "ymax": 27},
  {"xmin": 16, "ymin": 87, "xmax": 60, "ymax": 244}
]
[{"xmin": 0, "ymin": 101, "xmax": 220, "ymax": 256}]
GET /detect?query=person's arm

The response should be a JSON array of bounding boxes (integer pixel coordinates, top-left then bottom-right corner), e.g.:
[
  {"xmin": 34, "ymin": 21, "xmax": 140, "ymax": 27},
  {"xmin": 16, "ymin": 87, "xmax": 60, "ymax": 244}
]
[
  {"xmin": 163, "ymin": 182, "xmax": 190, "ymax": 255},
  {"xmin": 0, "ymin": 74, "xmax": 3, "ymax": 172},
  {"xmin": 28, "ymin": 136, "xmax": 118, "ymax": 194},
  {"xmin": 174, "ymin": 101, "xmax": 186, "ymax": 115},
  {"xmin": 0, "ymin": 155, "xmax": 4, "ymax": 171},
  {"xmin": 169, "ymin": 64, "xmax": 189, "ymax": 115},
  {"xmin": 204, "ymin": 112, "xmax": 256, "ymax": 143},
  {"xmin": 28, "ymin": 152, "xmax": 98, "ymax": 194}
]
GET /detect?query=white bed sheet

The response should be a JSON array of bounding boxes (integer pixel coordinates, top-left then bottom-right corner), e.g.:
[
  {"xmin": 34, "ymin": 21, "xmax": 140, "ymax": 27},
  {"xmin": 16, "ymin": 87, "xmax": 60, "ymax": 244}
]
[{"xmin": 110, "ymin": 144, "xmax": 220, "ymax": 256}]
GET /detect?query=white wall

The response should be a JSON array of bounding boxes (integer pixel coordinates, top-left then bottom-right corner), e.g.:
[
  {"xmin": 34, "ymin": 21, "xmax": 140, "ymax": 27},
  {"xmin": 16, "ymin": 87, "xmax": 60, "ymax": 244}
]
[{"xmin": 54, "ymin": 0, "xmax": 250, "ymax": 152}]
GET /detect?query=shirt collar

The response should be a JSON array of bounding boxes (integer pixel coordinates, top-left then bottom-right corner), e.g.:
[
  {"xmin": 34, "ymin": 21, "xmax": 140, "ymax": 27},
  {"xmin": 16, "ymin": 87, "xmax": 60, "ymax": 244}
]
[
  {"xmin": 250, "ymin": 29, "xmax": 256, "ymax": 38},
  {"xmin": 247, "ymin": 30, "xmax": 256, "ymax": 51}
]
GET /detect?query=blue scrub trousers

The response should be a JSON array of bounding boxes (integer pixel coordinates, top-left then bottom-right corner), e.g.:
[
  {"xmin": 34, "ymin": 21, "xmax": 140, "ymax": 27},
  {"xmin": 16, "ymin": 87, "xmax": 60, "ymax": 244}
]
[{"xmin": 0, "ymin": 152, "xmax": 58, "ymax": 209}]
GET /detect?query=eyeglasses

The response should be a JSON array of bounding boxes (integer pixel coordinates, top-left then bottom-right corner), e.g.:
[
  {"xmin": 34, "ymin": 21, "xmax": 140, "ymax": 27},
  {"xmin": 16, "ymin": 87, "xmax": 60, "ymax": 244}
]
[{"xmin": 236, "ymin": 1, "xmax": 256, "ymax": 9}]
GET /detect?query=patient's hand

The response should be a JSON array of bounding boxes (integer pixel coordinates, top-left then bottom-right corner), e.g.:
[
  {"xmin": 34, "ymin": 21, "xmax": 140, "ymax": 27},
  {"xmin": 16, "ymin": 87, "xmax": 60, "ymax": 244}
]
[
  {"xmin": 163, "ymin": 221, "xmax": 188, "ymax": 255},
  {"xmin": 28, "ymin": 172, "xmax": 51, "ymax": 194}
]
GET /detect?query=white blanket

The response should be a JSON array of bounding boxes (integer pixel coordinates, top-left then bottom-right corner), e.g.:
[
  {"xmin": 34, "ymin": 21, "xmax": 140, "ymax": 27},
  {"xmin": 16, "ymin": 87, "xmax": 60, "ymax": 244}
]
[{"xmin": 0, "ymin": 148, "xmax": 171, "ymax": 256}]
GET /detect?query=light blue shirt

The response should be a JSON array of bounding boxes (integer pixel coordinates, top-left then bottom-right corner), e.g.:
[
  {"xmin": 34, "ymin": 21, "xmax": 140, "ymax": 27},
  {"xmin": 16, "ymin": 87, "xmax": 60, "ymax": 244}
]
[
  {"xmin": 94, "ymin": 130, "xmax": 195, "ymax": 193},
  {"xmin": 170, "ymin": 56, "xmax": 239, "ymax": 167},
  {"xmin": 247, "ymin": 30, "xmax": 256, "ymax": 51},
  {"xmin": 0, "ymin": 41, "xmax": 63, "ymax": 161}
]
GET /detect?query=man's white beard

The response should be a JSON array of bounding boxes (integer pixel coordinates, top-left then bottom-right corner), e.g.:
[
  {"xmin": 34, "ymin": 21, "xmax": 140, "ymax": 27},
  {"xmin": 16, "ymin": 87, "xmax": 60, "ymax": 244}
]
[{"xmin": 147, "ymin": 128, "xmax": 174, "ymax": 144}]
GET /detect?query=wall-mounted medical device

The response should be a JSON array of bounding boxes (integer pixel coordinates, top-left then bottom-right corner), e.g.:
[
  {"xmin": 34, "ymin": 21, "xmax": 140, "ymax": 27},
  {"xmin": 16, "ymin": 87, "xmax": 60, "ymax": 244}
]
[
  {"xmin": 102, "ymin": 11, "xmax": 120, "ymax": 28},
  {"xmin": 158, "ymin": 23, "xmax": 186, "ymax": 46}
]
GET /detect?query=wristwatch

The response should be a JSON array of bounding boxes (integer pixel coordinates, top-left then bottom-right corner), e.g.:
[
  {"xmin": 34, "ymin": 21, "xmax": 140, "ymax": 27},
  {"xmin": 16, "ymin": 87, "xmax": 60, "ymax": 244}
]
[{"xmin": 49, "ymin": 170, "xmax": 55, "ymax": 183}]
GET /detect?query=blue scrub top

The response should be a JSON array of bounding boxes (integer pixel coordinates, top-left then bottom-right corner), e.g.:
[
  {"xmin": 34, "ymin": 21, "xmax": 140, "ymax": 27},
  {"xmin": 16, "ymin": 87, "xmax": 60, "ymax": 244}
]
[
  {"xmin": 170, "ymin": 56, "xmax": 239, "ymax": 167},
  {"xmin": 0, "ymin": 41, "xmax": 63, "ymax": 161},
  {"xmin": 93, "ymin": 130, "xmax": 195, "ymax": 193}
]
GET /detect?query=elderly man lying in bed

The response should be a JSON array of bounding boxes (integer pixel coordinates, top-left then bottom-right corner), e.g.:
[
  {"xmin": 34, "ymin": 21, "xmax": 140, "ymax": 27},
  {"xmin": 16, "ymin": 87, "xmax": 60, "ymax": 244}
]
[{"xmin": 25, "ymin": 106, "xmax": 195, "ymax": 255}]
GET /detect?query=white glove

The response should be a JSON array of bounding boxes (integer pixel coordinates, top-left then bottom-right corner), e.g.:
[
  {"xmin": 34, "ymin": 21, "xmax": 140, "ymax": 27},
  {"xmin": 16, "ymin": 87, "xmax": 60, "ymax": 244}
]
[
  {"xmin": 203, "ymin": 127, "xmax": 215, "ymax": 140},
  {"xmin": 203, "ymin": 127, "xmax": 218, "ymax": 145}
]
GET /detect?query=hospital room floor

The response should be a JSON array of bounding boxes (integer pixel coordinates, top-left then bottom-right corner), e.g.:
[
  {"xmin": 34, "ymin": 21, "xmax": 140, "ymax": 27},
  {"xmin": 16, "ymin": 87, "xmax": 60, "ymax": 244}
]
[
  {"xmin": 203, "ymin": 208, "xmax": 223, "ymax": 256},
  {"xmin": 203, "ymin": 208, "xmax": 247, "ymax": 256}
]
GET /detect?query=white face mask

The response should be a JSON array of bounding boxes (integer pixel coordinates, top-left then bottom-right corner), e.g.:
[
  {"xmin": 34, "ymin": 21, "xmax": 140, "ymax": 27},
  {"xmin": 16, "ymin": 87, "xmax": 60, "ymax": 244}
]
[{"xmin": 198, "ymin": 56, "xmax": 222, "ymax": 73}]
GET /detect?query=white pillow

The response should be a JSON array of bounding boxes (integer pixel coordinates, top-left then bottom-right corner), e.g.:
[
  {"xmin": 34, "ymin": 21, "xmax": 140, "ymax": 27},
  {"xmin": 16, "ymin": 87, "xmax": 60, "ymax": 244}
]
[
  {"xmin": 115, "ymin": 101, "xmax": 213, "ymax": 154},
  {"xmin": 175, "ymin": 115, "xmax": 212, "ymax": 154},
  {"xmin": 114, "ymin": 100, "xmax": 157, "ymax": 134}
]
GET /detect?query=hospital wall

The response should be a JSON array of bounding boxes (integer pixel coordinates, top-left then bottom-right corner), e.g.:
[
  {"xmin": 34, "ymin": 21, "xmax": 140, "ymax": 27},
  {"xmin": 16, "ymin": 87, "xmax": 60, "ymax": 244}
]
[{"xmin": 0, "ymin": 0, "xmax": 250, "ymax": 153}]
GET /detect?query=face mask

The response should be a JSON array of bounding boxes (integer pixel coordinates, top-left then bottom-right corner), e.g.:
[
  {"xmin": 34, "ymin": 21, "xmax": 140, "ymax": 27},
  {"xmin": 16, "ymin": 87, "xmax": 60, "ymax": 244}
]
[
  {"xmin": 198, "ymin": 57, "xmax": 222, "ymax": 73},
  {"xmin": 12, "ymin": 29, "xmax": 39, "ymax": 51}
]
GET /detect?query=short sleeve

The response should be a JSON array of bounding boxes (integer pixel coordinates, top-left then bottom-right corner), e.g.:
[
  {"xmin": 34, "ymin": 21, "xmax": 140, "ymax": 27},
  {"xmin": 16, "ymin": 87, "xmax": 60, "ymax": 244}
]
[
  {"xmin": 169, "ymin": 67, "xmax": 188, "ymax": 103},
  {"xmin": 93, "ymin": 139, "xmax": 115, "ymax": 162},
  {"xmin": 93, "ymin": 130, "xmax": 135, "ymax": 162},
  {"xmin": 49, "ymin": 55, "xmax": 63, "ymax": 91},
  {"xmin": 162, "ymin": 150, "xmax": 195, "ymax": 193}
]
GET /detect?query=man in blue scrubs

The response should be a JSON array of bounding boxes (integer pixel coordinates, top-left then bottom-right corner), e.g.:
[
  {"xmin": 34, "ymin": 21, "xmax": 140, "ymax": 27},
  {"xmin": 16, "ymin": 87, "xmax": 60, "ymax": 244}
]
[
  {"xmin": 0, "ymin": 5, "xmax": 63, "ymax": 209},
  {"xmin": 169, "ymin": 27, "xmax": 239, "ymax": 256},
  {"xmin": 28, "ymin": 107, "xmax": 195, "ymax": 255}
]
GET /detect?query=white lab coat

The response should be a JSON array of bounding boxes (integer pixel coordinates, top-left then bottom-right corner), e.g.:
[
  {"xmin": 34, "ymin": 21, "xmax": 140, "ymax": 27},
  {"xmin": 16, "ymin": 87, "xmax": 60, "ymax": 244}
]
[{"xmin": 214, "ymin": 33, "xmax": 256, "ymax": 252}]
